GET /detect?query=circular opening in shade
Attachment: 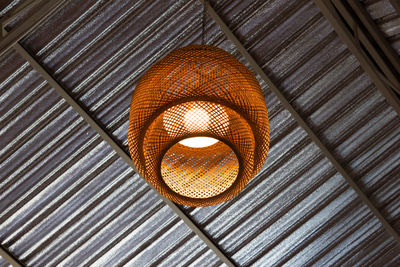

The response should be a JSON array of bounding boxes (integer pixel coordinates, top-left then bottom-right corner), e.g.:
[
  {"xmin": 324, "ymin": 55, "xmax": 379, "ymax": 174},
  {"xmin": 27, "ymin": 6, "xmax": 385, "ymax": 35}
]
[
  {"xmin": 179, "ymin": 136, "xmax": 219, "ymax": 148},
  {"xmin": 161, "ymin": 140, "xmax": 239, "ymax": 199}
]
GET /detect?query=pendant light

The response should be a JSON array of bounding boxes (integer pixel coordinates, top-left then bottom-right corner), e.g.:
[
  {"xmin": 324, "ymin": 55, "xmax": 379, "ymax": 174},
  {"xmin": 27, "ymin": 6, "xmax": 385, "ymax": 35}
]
[{"xmin": 128, "ymin": 45, "xmax": 269, "ymax": 206}]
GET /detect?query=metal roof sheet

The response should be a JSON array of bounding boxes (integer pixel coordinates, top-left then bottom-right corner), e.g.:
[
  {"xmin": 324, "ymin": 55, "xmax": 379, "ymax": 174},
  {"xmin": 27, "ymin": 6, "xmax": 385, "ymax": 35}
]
[
  {"xmin": 0, "ymin": 0, "xmax": 399, "ymax": 266},
  {"xmin": 0, "ymin": 255, "xmax": 10, "ymax": 267},
  {"xmin": 0, "ymin": 1, "xmax": 22, "ymax": 18},
  {"xmin": 0, "ymin": 49, "xmax": 223, "ymax": 266},
  {"xmin": 363, "ymin": 0, "xmax": 400, "ymax": 54}
]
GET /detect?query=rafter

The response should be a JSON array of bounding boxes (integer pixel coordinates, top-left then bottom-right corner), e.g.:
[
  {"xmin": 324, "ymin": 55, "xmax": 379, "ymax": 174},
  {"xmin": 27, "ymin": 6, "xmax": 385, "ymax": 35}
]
[
  {"xmin": 201, "ymin": 0, "xmax": 400, "ymax": 245},
  {"xmin": 0, "ymin": 0, "xmax": 64, "ymax": 56},
  {"xmin": 1, "ymin": 1, "xmax": 235, "ymax": 266},
  {"xmin": 0, "ymin": 244, "xmax": 23, "ymax": 267},
  {"xmin": 1, "ymin": 0, "xmax": 399, "ymax": 266},
  {"xmin": 313, "ymin": 0, "xmax": 400, "ymax": 116},
  {"xmin": 13, "ymin": 43, "xmax": 236, "ymax": 267}
]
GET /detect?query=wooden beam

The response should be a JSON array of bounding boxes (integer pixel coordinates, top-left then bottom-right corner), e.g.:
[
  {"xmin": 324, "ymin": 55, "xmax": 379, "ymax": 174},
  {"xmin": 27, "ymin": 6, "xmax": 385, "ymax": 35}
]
[
  {"xmin": 201, "ymin": 0, "xmax": 400, "ymax": 245},
  {"xmin": 0, "ymin": 245, "xmax": 23, "ymax": 267},
  {"xmin": 314, "ymin": 0, "xmax": 400, "ymax": 116},
  {"xmin": 0, "ymin": 0, "xmax": 65, "ymax": 57},
  {"xmin": 14, "ymin": 43, "xmax": 236, "ymax": 267}
]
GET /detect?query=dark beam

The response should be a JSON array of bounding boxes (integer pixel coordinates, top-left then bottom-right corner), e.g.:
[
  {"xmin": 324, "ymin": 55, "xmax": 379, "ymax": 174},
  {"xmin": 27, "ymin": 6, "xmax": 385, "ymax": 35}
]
[
  {"xmin": 0, "ymin": 0, "xmax": 235, "ymax": 265},
  {"xmin": 0, "ymin": 0, "xmax": 38, "ymax": 29},
  {"xmin": 201, "ymin": 0, "xmax": 400, "ymax": 245},
  {"xmin": 0, "ymin": 0, "xmax": 65, "ymax": 56},
  {"xmin": 14, "ymin": 43, "xmax": 236, "ymax": 267},
  {"xmin": 314, "ymin": 0, "xmax": 400, "ymax": 116},
  {"xmin": 389, "ymin": 0, "xmax": 400, "ymax": 15},
  {"xmin": 0, "ymin": 244, "xmax": 24, "ymax": 267},
  {"xmin": 337, "ymin": 0, "xmax": 400, "ymax": 95}
]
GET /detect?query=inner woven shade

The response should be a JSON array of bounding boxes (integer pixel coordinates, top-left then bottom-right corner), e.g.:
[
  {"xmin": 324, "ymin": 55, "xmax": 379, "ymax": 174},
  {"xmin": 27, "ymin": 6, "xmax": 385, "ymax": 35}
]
[
  {"xmin": 161, "ymin": 140, "xmax": 239, "ymax": 198},
  {"xmin": 162, "ymin": 101, "xmax": 229, "ymax": 138},
  {"xmin": 142, "ymin": 100, "xmax": 255, "ymax": 205}
]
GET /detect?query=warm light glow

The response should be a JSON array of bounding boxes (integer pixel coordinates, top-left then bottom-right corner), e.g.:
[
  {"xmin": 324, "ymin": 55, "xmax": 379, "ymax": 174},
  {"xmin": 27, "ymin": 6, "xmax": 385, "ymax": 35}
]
[
  {"xmin": 179, "ymin": 136, "xmax": 219, "ymax": 148},
  {"xmin": 162, "ymin": 101, "xmax": 230, "ymax": 138},
  {"xmin": 183, "ymin": 107, "xmax": 210, "ymax": 132}
]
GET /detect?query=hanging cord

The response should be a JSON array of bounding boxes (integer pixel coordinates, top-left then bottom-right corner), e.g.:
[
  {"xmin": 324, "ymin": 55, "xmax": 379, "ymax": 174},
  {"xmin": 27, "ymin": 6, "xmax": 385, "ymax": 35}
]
[{"xmin": 202, "ymin": 0, "xmax": 208, "ymax": 44}]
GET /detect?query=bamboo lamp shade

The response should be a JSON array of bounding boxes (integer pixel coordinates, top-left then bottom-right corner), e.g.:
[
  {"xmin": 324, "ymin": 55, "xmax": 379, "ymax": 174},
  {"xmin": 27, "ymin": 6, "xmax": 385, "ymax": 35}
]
[{"xmin": 128, "ymin": 45, "xmax": 269, "ymax": 206}]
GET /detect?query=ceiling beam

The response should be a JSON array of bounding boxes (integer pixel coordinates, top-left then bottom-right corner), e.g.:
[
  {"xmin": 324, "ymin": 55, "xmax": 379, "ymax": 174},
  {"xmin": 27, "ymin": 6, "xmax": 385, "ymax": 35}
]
[
  {"xmin": 201, "ymin": 0, "xmax": 400, "ymax": 245},
  {"xmin": 389, "ymin": 0, "xmax": 400, "ymax": 15},
  {"xmin": 13, "ymin": 43, "xmax": 236, "ymax": 267},
  {"xmin": 313, "ymin": 0, "xmax": 400, "ymax": 116},
  {"xmin": 333, "ymin": 0, "xmax": 400, "ymax": 96},
  {"xmin": 0, "ymin": 244, "xmax": 23, "ymax": 267},
  {"xmin": 0, "ymin": 1, "xmax": 235, "ymax": 265},
  {"xmin": 0, "ymin": 0, "xmax": 65, "ymax": 57},
  {"xmin": 0, "ymin": 0, "xmax": 38, "ymax": 29},
  {"xmin": 0, "ymin": 2, "xmax": 66, "ymax": 265},
  {"xmin": 2, "ymin": 1, "xmax": 398, "ymax": 266},
  {"xmin": 347, "ymin": 0, "xmax": 400, "ymax": 76}
]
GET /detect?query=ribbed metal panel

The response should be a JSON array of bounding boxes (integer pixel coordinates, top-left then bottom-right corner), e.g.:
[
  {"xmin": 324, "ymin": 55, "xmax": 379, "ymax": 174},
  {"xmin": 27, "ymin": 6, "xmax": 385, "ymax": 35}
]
[
  {"xmin": 0, "ymin": 255, "xmax": 10, "ymax": 267},
  {"xmin": 0, "ymin": 0, "xmax": 23, "ymax": 18},
  {"xmin": 1, "ymin": 0, "xmax": 399, "ymax": 266},
  {"xmin": 20, "ymin": 0, "xmax": 209, "ymax": 152},
  {"xmin": 0, "ymin": 49, "xmax": 222, "ymax": 266},
  {"xmin": 206, "ymin": 0, "xmax": 400, "ymax": 265},
  {"xmin": 362, "ymin": 0, "xmax": 400, "ymax": 54}
]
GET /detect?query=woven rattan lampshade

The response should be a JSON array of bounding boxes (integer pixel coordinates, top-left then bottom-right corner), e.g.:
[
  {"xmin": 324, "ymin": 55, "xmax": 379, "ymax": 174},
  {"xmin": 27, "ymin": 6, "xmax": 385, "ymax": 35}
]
[{"xmin": 128, "ymin": 45, "xmax": 269, "ymax": 206}]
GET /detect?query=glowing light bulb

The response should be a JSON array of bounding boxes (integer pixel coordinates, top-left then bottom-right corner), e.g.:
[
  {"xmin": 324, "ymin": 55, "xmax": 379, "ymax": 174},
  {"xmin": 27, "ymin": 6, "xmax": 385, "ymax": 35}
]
[
  {"xmin": 179, "ymin": 136, "xmax": 219, "ymax": 148},
  {"xmin": 183, "ymin": 107, "xmax": 210, "ymax": 132},
  {"xmin": 163, "ymin": 102, "xmax": 229, "ymax": 147}
]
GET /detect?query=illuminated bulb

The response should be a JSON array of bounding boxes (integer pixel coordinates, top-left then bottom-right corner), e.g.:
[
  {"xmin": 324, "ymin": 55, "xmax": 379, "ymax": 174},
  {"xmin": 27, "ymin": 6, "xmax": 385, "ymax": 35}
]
[
  {"xmin": 162, "ymin": 102, "xmax": 229, "ymax": 142},
  {"xmin": 179, "ymin": 136, "xmax": 219, "ymax": 148},
  {"xmin": 183, "ymin": 107, "xmax": 210, "ymax": 132}
]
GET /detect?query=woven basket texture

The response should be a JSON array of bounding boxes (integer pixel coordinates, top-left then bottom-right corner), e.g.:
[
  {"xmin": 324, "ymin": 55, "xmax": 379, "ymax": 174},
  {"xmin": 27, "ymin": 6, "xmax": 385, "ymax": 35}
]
[{"xmin": 128, "ymin": 45, "xmax": 269, "ymax": 206}]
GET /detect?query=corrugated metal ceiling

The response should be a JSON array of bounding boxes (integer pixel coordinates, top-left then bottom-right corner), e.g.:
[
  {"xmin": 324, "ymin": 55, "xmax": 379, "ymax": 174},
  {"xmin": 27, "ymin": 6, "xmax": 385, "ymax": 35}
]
[
  {"xmin": 0, "ymin": 47, "xmax": 223, "ymax": 266},
  {"xmin": 363, "ymin": 0, "xmax": 400, "ymax": 54},
  {"xmin": 0, "ymin": 0, "xmax": 399, "ymax": 266},
  {"xmin": 0, "ymin": 255, "xmax": 10, "ymax": 267}
]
